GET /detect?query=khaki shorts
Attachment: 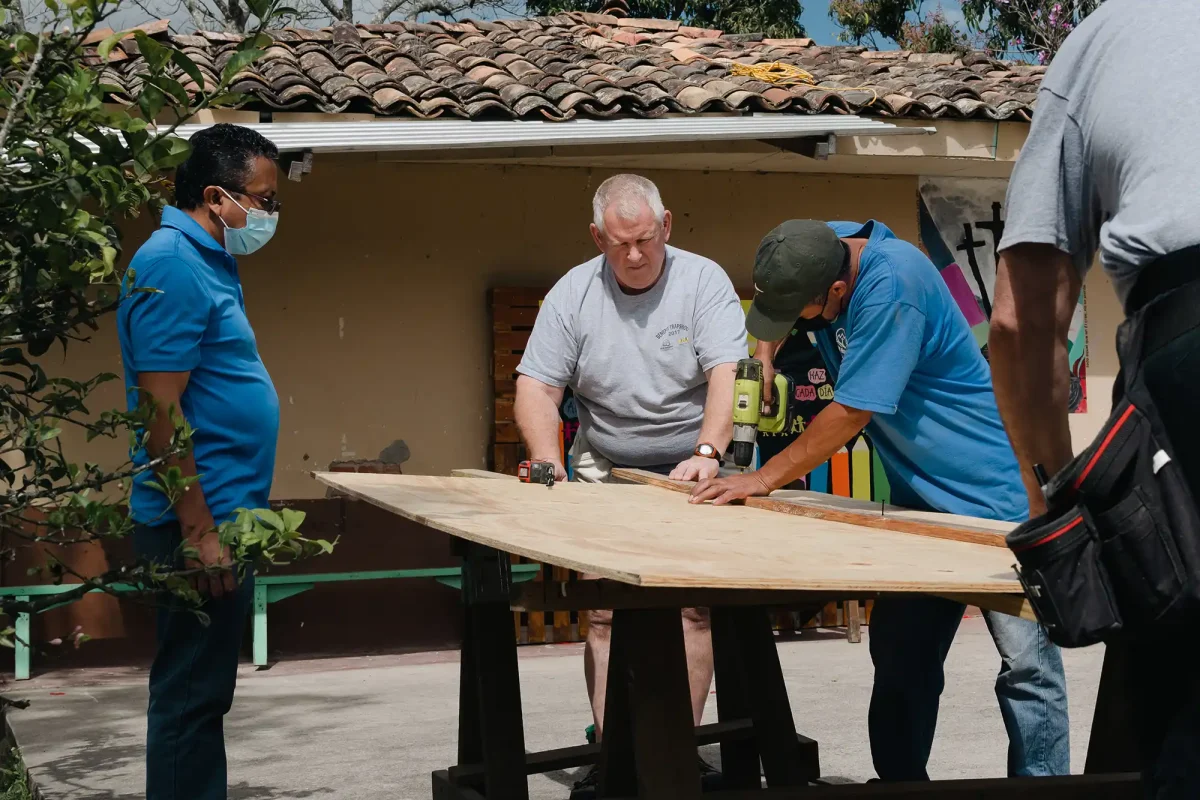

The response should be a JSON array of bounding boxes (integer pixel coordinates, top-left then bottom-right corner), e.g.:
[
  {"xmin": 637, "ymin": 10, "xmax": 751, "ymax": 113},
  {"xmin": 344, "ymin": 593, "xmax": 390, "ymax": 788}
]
[
  {"xmin": 569, "ymin": 429, "xmax": 741, "ymax": 484},
  {"xmin": 569, "ymin": 429, "xmax": 715, "ymax": 623}
]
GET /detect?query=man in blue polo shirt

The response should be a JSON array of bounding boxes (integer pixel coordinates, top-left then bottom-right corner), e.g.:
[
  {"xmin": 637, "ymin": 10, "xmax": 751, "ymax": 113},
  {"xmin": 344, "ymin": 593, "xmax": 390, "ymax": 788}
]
[
  {"xmin": 118, "ymin": 123, "xmax": 281, "ymax": 800},
  {"xmin": 690, "ymin": 220, "xmax": 1070, "ymax": 780}
]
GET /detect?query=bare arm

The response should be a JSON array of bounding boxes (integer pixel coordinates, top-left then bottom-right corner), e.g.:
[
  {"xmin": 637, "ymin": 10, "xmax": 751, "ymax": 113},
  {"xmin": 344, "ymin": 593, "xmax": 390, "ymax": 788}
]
[
  {"xmin": 514, "ymin": 375, "xmax": 567, "ymax": 480},
  {"xmin": 670, "ymin": 363, "xmax": 737, "ymax": 481},
  {"xmin": 752, "ymin": 338, "xmax": 782, "ymax": 403},
  {"xmin": 137, "ymin": 371, "xmax": 234, "ymax": 597},
  {"xmin": 757, "ymin": 401, "xmax": 872, "ymax": 490},
  {"xmin": 989, "ymin": 244, "xmax": 1082, "ymax": 517},
  {"xmin": 689, "ymin": 400, "xmax": 871, "ymax": 505},
  {"xmin": 697, "ymin": 362, "xmax": 736, "ymax": 455}
]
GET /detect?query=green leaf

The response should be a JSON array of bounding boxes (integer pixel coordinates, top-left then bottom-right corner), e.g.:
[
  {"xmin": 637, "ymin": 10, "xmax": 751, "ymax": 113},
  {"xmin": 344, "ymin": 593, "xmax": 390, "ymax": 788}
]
[
  {"xmin": 172, "ymin": 50, "xmax": 206, "ymax": 92},
  {"xmin": 244, "ymin": 0, "xmax": 270, "ymax": 20},
  {"xmin": 242, "ymin": 32, "xmax": 272, "ymax": 50},
  {"xmin": 14, "ymin": 32, "xmax": 38, "ymax": 55},
  {"xmin": 135, "ymin": 32, "xmax": 172, "ymax": 73},
  {"xmin": 254, "ymin": 508, "xmax": 285, "ymax": 531},
  {"xmin": 147, "ymin": 75, "xmax": 189, "ymax": 108},
  {"xmin": 138, "ymin": 84, "xmax": 166, "ymax": 121},
  {"xmin": 97, "ymin": 30, "xmax": 127, "ymax": 62},
  {"xmin": 279, "ymin": 507, "xmax": 306, "ymax": 531},
  {"xmin": 149, "ymin": 136, "xmax": 192, "ymax": 170},
  {"xmin": 206, "ymin": 92, "xmax": 249, "ymax": 108},
  {"xmin": 220, "ymin": 49, "xmax": 263, "ymax": 86}
]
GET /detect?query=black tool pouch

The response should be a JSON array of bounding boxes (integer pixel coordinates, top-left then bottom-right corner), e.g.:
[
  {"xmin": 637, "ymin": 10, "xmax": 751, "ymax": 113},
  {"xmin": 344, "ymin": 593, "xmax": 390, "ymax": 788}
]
[{"xmin": 1007, "ymin": 260, "xmax": 1200, "ymax": 648}]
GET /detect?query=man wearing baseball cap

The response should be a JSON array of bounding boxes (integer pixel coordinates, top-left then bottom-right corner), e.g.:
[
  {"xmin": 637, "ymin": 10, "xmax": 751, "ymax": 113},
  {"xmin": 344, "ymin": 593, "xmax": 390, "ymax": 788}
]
[{"xmin": 691, "ymin": 219, "xmax": 1070, "ymax": 781}]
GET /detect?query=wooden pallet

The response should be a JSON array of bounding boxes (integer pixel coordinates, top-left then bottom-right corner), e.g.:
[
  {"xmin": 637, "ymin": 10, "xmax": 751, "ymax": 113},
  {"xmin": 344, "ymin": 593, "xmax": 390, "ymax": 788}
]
[{"xmin": 491, "ymin": 287, "xmax": 540, "ymax": 477}]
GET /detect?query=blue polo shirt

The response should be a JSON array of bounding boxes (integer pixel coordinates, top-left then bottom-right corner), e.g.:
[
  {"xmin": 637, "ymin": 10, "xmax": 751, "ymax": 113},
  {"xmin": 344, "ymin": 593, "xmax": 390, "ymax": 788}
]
[
  {"xmin": 812, "ymin": 220, "xmax": 1028, "ymax": 523},
  {"xmin": 117, "ymin": 207, "xmax": 280, "ymax": 525}
]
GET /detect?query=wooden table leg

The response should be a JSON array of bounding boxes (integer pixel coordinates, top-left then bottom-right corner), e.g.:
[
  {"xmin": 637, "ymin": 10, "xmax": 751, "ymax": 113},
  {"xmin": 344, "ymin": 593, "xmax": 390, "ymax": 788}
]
[
  {"xmin": 598, "ymin": 608, "xmax": 637, "ymax": 799},
  {"xmin": 599, "ymin": 607, "xmax": 701, "ymax": 799},
  {"xmin": 469, "ymin": 600, "xmax": 531, "ymax": 799},
  {"xmin": 845, "ymin": 600, "xmax": 862, "ymax": 644},
  {"xmin": 732, "ymin": 606, "xmax": 815, "ymax": 787},
  {"xmin": 457, "ymin": 605, "xmax": 482, "ymax": 767},
  {"xmin": 455, "ymin": 541, "xmax": 530, "ymax": 800},
  {"xmin": 711, "ymin": 607, "xmax": 762, "ymax": 790}
]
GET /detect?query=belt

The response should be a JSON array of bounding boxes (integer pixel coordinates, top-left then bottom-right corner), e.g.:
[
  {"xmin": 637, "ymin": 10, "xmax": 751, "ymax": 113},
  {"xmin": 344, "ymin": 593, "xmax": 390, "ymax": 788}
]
[{"xmin": 1126, "ymin": 243, "xmax": 1200, "ymax": 314}]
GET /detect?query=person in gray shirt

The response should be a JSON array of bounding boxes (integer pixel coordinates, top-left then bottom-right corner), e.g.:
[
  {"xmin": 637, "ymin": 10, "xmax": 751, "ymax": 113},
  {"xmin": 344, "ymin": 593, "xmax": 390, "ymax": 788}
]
[
  {"xmin": 991, "ymin": 1, "xmax": 1200, "ymax": 795},
  {"xmin": 515, "ymin": 174, "xmax": 747, "ymax": 795}
]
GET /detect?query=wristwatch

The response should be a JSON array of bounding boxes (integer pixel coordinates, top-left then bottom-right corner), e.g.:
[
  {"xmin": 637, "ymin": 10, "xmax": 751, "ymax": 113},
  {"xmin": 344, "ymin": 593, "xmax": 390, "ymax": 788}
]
[{"xmin": 694, "ymin": 443, "xmax": 722, "ymax": 460}]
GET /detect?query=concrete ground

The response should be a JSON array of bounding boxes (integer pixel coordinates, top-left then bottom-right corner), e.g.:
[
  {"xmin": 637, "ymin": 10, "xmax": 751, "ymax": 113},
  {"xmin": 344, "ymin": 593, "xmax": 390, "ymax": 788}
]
[{"xmin": 9, "ymin": 616, "xmax": 1105, "ymax": 800}]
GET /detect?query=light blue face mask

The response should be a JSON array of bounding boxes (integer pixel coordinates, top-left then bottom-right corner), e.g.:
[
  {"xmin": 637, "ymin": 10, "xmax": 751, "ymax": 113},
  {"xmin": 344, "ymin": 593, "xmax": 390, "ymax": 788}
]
[{"xmin": 219, "ymin": 187, "xmax": 279, "ymax": 256}]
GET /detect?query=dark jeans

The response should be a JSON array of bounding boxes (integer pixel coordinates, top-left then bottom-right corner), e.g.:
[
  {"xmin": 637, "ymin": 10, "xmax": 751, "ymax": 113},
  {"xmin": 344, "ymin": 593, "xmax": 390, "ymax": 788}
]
[
  {"xmin": 134, "ymin": 522, "xmax": 254, "ymax": 800},
  {"xmin": 1113, "ymin": 300, "xmax": 1200, "ymax": 799},
  {"xmin": 868, "ymin": 595, "xmax": 1069, "ymax": 780}
]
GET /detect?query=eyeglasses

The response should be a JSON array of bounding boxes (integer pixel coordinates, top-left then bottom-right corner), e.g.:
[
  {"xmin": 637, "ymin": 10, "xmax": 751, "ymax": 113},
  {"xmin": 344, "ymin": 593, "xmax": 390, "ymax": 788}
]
[{"xmin": 226, "ymin": 187, "xmax": 282, "ymax": 215}]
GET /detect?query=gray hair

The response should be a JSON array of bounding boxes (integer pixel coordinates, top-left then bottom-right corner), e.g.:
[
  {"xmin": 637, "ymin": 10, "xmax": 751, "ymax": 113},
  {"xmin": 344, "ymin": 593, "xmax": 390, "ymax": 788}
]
[{"xmin": 592, "ymin": 174, "xmax": 666, "ymax": 233}]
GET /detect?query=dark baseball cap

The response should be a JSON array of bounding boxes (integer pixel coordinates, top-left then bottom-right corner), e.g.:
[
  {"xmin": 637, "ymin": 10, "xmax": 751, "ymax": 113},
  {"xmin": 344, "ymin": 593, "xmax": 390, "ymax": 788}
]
[{"xmin": 746, "ymin": 220, "xmax": 846, "ymax": 341}]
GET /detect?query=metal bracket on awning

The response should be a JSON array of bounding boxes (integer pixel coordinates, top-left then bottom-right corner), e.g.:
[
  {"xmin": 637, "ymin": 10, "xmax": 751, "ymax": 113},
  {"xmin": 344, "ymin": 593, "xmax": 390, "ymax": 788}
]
[{"xmin": 762, "ymin": 133, "xmax": 838, "ymax": 160}]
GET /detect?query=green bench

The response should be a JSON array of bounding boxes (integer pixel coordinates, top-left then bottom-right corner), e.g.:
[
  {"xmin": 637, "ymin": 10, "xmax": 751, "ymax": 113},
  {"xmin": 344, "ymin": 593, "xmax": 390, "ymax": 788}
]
[{"xmin": 0, "ymin": 563, "xmax": 542, "ymax": 680}]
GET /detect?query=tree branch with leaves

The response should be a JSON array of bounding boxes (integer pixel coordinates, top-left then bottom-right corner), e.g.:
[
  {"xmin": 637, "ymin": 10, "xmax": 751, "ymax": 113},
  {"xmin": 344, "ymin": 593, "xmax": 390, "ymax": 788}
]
[
  {"xmin": 525, "ymin": 0, "xmax": 805, "ymax": 37},
  {"xmin": 0, "ymin": 0, "xmax": 334, "ymax": 664}
]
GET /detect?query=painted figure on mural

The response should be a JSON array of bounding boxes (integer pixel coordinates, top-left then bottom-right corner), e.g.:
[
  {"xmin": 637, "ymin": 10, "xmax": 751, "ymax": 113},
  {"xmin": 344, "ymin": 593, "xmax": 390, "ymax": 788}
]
[{"xmin": 918, "ymin": 178, "xmax": 1088, "ymax": 413}]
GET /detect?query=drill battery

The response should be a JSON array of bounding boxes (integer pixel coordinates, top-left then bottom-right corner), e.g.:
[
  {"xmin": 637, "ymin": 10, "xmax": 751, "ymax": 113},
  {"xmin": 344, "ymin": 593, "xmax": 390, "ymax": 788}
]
[{"xmin": 517, "ymin": 460, "xmax": 556, "ymax": 487}]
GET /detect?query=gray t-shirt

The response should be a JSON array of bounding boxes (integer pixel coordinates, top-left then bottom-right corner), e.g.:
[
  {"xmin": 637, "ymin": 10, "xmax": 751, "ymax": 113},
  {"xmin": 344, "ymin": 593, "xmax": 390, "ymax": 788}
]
[
  {"xmin": 1000, "ymin": 0, "xmax": 1200, "ymax": 308},
  {"xmin": 518, "ymin": 246, "xmax": 748, "ymax": 467}
]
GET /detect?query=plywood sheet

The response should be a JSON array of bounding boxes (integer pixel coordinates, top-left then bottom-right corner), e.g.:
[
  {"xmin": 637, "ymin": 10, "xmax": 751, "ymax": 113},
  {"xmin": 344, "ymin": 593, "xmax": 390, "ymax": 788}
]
[
  {"xmin": 315, "ymin": 473, "xmax": 1021, "ymax": 594},
  {"xmin": 610, "ymin": 468, "xmax": 1012, "ymax": 548}
]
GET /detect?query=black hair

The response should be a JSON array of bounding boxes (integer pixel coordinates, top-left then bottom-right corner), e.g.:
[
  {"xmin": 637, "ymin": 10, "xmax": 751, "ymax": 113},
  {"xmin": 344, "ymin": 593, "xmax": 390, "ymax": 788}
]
[{"xmin": 174, "ymin": 123, "xmax": 279, "ymax": 210}]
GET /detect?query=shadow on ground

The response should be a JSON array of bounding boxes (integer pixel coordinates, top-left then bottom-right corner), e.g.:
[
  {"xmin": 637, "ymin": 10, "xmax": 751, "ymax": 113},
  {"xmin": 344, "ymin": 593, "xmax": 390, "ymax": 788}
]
[{"xmin": 15, "ymin": 686, "xmax": 373, "ymax": 800}]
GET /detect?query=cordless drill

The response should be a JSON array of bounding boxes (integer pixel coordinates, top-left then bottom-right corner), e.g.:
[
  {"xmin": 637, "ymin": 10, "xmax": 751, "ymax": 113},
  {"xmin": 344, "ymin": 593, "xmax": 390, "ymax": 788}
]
[{"xmin": 730, "ymin": 358, "xmax": 794, "ymax": 469}]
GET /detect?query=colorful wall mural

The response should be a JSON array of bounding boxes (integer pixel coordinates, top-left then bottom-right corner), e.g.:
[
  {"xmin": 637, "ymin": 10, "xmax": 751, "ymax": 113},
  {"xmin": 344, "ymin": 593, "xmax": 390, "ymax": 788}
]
[{"xmin": 918, "ymin": 177, "xmax": 1088, "ymax": 413}]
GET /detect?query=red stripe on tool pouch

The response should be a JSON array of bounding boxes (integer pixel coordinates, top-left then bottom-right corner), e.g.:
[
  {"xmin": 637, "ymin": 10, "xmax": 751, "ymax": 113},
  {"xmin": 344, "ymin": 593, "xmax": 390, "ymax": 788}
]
[
  {"xmin": 1075, "ymin": 404, "xmax": 1137, "ymax": 488},
  {"xmin": 1012, "ymin": 516, "xmax": 1084, "ymax": 554}
]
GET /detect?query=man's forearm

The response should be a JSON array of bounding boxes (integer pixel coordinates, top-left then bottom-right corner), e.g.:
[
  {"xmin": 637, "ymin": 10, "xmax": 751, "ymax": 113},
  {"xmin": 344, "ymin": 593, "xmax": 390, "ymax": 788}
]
[
  {"xmin": 755, "ymin": 401, "xmax": 871, "ymax": 490},
  {"xmin": 145, "ymin": 395, "xmax": 210, "ymax": 521},
  {"xmin": 697, "ymin": 363, "xmax": 736, "ymax": 454},
  {"xmin": 514, "ymin": 379, "xmax": 566, "ymax": 462},
  {"xmin": 990, "ymin": 246, "xmax": 1081, "ymax": 516},
  {"xmin": 752, "ymin": 338, "xmax": 781, "ymax": 363}
]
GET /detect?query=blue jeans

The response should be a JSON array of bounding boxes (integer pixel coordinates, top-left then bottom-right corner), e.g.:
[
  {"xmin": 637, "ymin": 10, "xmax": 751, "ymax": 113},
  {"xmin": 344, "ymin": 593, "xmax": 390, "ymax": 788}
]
[
  {"xmin": 134, "ymin": 522, "xmax": 254, "ymax": 800},
  {"xmin": 868, "ymin": 595, "xmax": 1070, "ymax": 780}
]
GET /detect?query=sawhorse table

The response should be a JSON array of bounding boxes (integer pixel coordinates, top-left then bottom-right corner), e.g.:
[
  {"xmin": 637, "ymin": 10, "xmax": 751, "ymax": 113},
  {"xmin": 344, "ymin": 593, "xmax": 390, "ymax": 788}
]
[
  {"xmin": 435, "ymin": 543, "xmax": 1137, "ymax": 800},
  {"xmin": 314, "ymin": 471, "xmax": 1139, "ymax": 800}
]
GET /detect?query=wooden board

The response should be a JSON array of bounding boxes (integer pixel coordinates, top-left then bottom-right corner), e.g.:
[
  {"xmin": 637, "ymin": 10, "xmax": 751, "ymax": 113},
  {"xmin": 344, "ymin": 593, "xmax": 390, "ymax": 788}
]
[
  {"xmin": 315, "ymin": 473, "xmax": 1022, "ymax": 595},
  {"xmin": 610, "ymin": 469, "xmax": 1011, "ymax": 548}
]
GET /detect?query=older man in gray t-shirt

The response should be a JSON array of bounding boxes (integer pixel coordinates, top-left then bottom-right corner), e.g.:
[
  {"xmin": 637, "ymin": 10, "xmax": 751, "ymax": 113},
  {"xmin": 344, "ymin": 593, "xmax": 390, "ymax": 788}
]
[
  {"xmin": 515, "ymin": 174, "xmax": 746, "ymax": 792},
  {"xmin": 992, "ymin": 1, "xmax": 1200, "ymax": 794}
]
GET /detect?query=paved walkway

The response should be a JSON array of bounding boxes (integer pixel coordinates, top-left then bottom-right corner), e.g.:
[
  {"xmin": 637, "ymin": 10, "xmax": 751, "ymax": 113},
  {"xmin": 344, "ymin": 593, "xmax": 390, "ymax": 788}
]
[{"xmin": 9, "ymin": 617, "xmax": 1105, "ymax": 799}]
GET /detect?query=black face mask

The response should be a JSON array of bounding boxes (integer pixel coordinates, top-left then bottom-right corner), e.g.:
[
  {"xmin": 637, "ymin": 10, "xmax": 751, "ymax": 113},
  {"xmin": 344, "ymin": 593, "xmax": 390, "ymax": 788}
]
[{"xmin": 793, "ymin": 313, "xmax": 833, "ymax": 332}]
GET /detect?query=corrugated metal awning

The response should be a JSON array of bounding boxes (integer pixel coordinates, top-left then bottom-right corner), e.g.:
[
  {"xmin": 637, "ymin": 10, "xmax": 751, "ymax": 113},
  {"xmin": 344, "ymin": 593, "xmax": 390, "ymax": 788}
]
[{"xmin": 165, "ymin": 115, "xmax": 934, "ymax": 154}]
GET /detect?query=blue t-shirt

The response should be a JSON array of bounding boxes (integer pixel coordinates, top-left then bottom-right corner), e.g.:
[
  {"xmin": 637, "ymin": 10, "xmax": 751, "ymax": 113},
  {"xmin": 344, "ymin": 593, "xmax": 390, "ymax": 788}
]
[
  {"xmin": 117, "ymin": 207, "xmax": 280, "ymax": 525},
  {"xmin": 812, "ymin": 220, "xmax": 1028, "ymax": 523}
]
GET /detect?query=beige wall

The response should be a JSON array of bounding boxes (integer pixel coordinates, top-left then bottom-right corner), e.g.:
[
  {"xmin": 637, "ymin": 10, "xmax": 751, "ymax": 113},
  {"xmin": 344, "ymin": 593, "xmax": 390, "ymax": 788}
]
[
  {"xmin": 61, "ymin": 161, "xmax": 922, "ymax": 500},
  {"xmin": 1069, "ymin": 265, "xmax": 1125, "ymax": 451}
]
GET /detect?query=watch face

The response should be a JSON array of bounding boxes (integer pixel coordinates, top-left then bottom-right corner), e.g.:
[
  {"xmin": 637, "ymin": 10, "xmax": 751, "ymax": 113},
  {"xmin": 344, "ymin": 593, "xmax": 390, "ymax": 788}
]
[{"xmin": 697, "ymin": 444, "xmax": 716, "ymax": 457}]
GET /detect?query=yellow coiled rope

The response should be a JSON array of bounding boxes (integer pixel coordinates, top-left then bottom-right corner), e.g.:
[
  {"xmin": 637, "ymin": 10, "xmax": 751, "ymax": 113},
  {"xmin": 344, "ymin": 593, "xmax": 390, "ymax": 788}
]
[{"xmin": 729, "ymin": 61, "xmax": 879, "ymax": 106}]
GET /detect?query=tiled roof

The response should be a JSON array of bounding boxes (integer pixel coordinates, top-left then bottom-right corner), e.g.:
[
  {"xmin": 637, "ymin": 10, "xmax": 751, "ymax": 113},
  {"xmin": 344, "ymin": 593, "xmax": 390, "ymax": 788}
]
[{"xmin": 88, "ymin": 15, "xmax": 1046, "ymax": 122}]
